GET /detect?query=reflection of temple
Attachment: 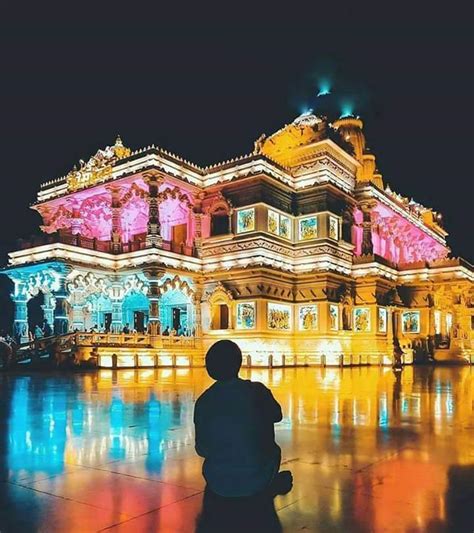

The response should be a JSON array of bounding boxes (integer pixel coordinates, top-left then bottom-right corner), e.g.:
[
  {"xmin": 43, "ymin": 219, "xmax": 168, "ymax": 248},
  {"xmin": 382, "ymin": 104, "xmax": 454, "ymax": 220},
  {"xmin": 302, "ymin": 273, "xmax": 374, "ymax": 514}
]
[{"xmin": 1, "ymin": 113, "xmax": 473, "ymax": 367}]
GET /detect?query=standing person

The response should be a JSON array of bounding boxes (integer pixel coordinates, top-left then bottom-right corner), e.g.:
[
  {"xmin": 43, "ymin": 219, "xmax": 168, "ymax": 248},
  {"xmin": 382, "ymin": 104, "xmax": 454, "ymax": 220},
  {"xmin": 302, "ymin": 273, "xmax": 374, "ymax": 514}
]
[{"xmin": 194, "ymin": 340, "xmax": 292, "ymax": 499}]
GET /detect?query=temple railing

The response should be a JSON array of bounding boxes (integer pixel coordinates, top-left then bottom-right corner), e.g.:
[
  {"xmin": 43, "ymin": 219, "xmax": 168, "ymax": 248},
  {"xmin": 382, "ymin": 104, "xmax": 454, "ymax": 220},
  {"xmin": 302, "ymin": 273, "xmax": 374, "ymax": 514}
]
[
  {"xmin": 76, "ymin": 332, "xmax": 197, "ymax": 348},
  {"xmin": 17, "ymin": 232, "xmax": 198, "ymax": 257}
]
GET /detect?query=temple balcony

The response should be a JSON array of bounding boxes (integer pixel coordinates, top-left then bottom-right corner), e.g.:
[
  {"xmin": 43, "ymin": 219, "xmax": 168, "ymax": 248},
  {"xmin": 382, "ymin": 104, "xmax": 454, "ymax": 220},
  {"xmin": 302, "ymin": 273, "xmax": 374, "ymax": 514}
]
[{"xmin": 16, "ymin": 231, "xmax": 198, "ymax": 258}]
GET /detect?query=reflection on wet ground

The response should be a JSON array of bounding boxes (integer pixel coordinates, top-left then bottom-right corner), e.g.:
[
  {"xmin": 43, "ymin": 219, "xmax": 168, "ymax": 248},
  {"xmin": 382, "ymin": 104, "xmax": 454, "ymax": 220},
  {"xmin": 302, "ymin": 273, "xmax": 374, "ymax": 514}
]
[{"xmin": 0, "ymin": 366, "xmax": 473, "ymax": 532}]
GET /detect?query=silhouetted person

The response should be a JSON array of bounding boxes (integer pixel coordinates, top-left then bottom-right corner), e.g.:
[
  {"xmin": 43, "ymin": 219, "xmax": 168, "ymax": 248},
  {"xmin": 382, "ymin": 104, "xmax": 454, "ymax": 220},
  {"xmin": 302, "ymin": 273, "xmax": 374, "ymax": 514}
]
[
  {"xmin": 122, "ymin": 324, "xmax": 130, "ymax": 334},
  {"xmin": 194, "ymin": 340, "xmax": 292, "ymax": 500}
]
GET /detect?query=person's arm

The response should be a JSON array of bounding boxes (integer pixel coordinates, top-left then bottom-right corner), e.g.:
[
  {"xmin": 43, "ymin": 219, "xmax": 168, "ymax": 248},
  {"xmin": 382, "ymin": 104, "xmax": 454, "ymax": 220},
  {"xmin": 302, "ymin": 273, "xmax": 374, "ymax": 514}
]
[{"xmin": 256, "ymin": 382, "xmax": 283, "ymax": 423}]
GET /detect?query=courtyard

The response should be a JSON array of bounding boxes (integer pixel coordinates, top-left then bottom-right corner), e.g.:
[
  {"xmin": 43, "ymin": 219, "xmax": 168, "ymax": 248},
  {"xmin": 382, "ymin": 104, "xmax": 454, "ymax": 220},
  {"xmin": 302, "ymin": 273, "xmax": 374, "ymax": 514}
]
[{"xmin": 0, "ymin": 366, "xmax": 473, "ymax": 532}]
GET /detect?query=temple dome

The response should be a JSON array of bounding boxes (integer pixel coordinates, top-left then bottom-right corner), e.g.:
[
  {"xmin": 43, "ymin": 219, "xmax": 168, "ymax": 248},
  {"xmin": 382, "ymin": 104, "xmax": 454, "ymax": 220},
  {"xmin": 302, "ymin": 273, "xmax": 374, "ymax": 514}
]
[{"xmin": 258, "ymin": 112, "xmax": 329, "ymax": 167}]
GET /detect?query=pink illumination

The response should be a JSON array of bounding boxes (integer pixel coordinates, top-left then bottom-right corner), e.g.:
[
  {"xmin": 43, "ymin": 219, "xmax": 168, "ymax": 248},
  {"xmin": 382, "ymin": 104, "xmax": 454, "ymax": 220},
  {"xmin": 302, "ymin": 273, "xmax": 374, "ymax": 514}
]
[
  {"xmin": 353, "ymin": 203, "xmax": 448, "ymax": 265},
  {"xmin": 35, "ymin": 178, "xmax": 196, "ymax": 245}
]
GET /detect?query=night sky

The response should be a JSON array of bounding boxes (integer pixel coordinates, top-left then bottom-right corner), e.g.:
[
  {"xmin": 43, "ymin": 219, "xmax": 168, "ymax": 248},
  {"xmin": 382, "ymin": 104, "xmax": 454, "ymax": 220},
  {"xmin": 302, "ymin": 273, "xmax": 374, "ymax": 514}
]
[{"xmin": 1, "ymin": 5, "xmax": 472, "ymax": 268}]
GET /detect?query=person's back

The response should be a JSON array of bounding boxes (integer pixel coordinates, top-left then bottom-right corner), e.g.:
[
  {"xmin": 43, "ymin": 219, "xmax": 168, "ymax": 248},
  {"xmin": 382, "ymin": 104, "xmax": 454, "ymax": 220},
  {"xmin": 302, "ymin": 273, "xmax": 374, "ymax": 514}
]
[{"xmin": 194, "ymin": 340, "xmax": 291, "ymax": 499}]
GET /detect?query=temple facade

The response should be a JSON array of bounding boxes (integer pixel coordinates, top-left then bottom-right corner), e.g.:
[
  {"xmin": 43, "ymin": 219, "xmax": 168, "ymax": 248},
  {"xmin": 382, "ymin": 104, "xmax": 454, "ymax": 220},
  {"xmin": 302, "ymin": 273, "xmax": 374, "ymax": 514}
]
[{"xmin": 2, "ymin": 112, "xmax": 473, "ymax": 367}]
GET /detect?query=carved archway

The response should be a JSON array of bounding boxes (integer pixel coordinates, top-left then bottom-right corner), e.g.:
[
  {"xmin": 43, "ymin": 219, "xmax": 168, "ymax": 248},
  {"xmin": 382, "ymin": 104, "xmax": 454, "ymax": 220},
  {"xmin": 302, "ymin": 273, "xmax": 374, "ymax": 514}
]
[
  {"xmin": 159, "ymin": 275, "xmax": 194, "ymax": 297},
  {"xmin": 207, "ymin": 282, "xmax": 234, "ymax": 330},
  {"xmin": 203, "ymin": 194, "xmax": 233, "ymax": 237},
  {"xmin": 157, "ymin": 186, "xmax": 193, "ymax": 208}
]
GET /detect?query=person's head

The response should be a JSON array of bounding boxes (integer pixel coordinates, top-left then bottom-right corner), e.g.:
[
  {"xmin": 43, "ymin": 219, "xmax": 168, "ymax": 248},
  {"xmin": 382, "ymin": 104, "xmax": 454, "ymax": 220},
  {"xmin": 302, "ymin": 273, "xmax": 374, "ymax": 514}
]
[{"xmin": 205, "ymin": 340, "xmax": 242, "ymax": 381}]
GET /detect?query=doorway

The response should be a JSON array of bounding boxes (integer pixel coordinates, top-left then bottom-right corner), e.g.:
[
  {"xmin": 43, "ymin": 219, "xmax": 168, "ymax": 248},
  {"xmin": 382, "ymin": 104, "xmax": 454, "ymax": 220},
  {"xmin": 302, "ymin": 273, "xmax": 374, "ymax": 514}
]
[
  {"xmin": 104, "ymin": 313, "xmax": 112, "ymax": 332},
  {"xmin": 172, "ymin": 223, "xmax": 187, "ymax": 247},
  {"xmin": 172, "ymin": 308, "xmax": 181, "ymax": 331},
  {"xmin": 134, "ymin": 311, "xmax": 145, "ymax": 333}
]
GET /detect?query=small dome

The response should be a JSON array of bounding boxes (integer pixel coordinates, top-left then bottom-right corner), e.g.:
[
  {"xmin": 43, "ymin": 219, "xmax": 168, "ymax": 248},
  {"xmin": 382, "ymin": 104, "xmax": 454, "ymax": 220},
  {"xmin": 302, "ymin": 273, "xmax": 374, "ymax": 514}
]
[{"xmin": 292, "ymin": 112, "xmax": 323, "ymax": 127}]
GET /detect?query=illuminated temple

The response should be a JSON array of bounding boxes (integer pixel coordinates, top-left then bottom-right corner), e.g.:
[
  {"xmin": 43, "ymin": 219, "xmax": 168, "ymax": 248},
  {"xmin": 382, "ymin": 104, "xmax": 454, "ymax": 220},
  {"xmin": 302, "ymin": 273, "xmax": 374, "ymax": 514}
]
[{"xmin": 2, "ymin": 112, "xmax": 473, "ymax": 367}]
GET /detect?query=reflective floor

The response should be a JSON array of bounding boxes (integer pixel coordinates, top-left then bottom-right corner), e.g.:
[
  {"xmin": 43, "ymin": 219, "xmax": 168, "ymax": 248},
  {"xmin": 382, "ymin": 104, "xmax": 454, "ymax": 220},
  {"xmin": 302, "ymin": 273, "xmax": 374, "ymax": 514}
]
[{"xmin": 0, "ymin": 366, "xmax": 473, "ymax": 532}]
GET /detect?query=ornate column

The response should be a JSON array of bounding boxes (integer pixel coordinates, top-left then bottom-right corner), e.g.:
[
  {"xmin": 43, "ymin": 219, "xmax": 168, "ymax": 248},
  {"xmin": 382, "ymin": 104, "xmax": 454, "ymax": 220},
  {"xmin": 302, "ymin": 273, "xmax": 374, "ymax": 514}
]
[
  {"xmin": 143, "ymin": 266, "xmax": 165, "ymax": 347},
  {"xmin": 12, "ymin": 280, "xmax": 29, "ymax": 343},
  {"xmin": 144, "ymin": 171, "xmax": 163, "ymax": 248},
  {"xmin": 193, "ymin": 284, "xmax": 203, "ymax": 337},
  {"xmin": 70, "ymin": 201, "xmax": 83, "ymax": 235},
  {"xmin": 194, "ymin": 213, "xmax": 203, "ymax": 254},
  {"xmin": 41, "ymin": 294, "xmax": 55, "ymax": 329},
  {"xmin": 72, "ymin": 303, "xmax": 85, "ymax": 331},
  {"xmin": 53, "ymin": 273, "xmax": 70, "ymax": 335},
  {"xmin": 109, "ymin": 282, "xmax": 124, "ymax": 333},
  {"xmin": 360, "ymin": 201, "xmax": 376, "ymax": 255},
  {"xmin": 107, "ymin": 185, "xmax": 123, "ymax": 253}
]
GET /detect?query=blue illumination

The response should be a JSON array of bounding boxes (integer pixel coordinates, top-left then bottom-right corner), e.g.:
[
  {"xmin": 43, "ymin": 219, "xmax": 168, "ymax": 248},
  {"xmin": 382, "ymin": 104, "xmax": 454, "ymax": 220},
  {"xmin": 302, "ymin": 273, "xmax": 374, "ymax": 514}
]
[
  {"xmin": 317, "ymin": 79, "xmax": 331, "ymax": 97},
  {"xmin": 299, "ymin": 106, "xmax": 314, "ymax": 116},
  {"xmin": 340, "ymin": 101, "xmax": 354, "ymax": 118}
]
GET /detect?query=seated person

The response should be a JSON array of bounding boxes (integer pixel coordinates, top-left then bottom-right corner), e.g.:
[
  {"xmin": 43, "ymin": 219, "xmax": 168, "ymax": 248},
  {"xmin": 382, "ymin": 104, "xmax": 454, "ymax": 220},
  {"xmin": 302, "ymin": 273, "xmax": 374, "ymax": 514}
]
[{"xmin": 194, "ymin": 340, "xmax": 292, "ymax": 498}]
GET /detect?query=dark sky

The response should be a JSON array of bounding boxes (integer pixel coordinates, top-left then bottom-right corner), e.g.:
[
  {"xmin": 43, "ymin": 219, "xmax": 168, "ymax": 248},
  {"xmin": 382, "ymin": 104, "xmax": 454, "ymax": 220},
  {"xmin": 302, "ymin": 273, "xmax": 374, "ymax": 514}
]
[{"xmin": 1, "ymin": 5, "xmax": 473, "ymax": 264}]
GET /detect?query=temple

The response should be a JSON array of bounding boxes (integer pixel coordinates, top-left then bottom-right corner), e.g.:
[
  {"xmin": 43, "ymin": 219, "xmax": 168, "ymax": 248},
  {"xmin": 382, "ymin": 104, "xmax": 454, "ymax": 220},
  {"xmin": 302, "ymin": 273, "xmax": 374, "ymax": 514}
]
[{"xmin": 2, "ymin": 112, "xmax": 473, "ymax": 367}]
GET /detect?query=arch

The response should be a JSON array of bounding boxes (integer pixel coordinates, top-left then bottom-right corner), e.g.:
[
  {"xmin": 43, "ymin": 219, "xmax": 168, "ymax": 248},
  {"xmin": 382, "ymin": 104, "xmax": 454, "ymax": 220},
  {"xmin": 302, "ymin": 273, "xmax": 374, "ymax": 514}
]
[
  {"xmin": 25, "ymin": 270, "xmax": 61, "ymax": 299},
  {"xmin": 67, "ymin": 272, "xmax": 110, "ymax": 301},
  {"xmin": 207, "ymin": 282, "xmax": 234, "ymax": 330},
  {"xmin": 159, "ymin": 275, "xmax": 194, "ymax": 298},
  {"xmin": 157, "ymin": 186, "xmax": 193, "ymax": 207},
  {"xmin": 159, "ymin": 276, "xmax": 195, "ymax": 335},
  {"xmin": 122, "ymin": 291, "xmax": 149, "ymax": 333},
  {"xmin": 120, "ymin": 183, "xmax": 148, "ymax": 206}
]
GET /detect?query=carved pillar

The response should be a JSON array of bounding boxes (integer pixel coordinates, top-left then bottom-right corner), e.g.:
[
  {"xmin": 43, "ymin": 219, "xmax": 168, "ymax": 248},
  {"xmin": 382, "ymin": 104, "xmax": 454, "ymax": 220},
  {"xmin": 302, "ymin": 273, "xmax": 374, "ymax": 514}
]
[
  {"xmin": 12, "ymin": 281, "xmax": 29, "ymax": 343},
  {"xmin": 360, "ymin": 201, "xmax": 376, "ymax": 255},
  {"xmin": 109, "ymin": 283, "xmax": 124, "ymax": 333},
  {"xmin": 192, "ymin": 192, "xmax": 204, "ymax": 255},
  {"xmin": 108, "ymin": 185, "xmax": 123, "ymax": 252},
  {"xmin": 41, "ymin": 294, "xmax": 55, "ymax": 328},
  {"xmin": 72, "ymin": 304, "xmax": 85, "ymax": 331},
  {"xmin": 70, "ymin": 201, "xmax": 83, "ymax": 235},
  {"xmin": 193, "ymin": 285, "xmax": 203, "ymax": 337},
  {"xmin": 193, "ymin": 212, "xmax": 203, "ymax": 256},
  {"xmin": 54, "ymin": 274, "xmax": 70, "ymax": 335},
  {"xmin": 144, "ymin": 171, "xmax": 163, "ymax": 248},
  {"xmin": 143, "ymin": 266, "xmax": 165, "ymax": 347}
]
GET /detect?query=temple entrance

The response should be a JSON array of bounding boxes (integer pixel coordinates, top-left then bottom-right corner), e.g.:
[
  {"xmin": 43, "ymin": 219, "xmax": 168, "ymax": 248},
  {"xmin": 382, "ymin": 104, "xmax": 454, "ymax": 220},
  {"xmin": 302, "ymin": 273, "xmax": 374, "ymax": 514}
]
[
  {"xmin": 134, "ymin": 311, "xmax": 145, "ymax": 333},
  {"xmin": 171, "ymin": 306, "xmax": 188, "ymax": 332},
  {"xmin": 123, "ymin": 292, "xmax": 149, "ymax": 333},
  {"xmin": 104, "ymin": 313, "xmax": 112, "ymax": 332},
  {"xmin": 211, "ymin": 304, "xmax": 229, "ymax": 329},
  {"xmin": 159, "ymin": 284, "xmax": 194, "ymax": 336}
]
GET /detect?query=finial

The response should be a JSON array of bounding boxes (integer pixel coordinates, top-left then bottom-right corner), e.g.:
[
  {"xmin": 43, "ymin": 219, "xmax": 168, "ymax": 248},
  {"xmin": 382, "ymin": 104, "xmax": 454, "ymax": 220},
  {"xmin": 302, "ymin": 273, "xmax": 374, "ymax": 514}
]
[{"xmin": 115, "ymin": 134, "xmax": 123, "ymax": 147}]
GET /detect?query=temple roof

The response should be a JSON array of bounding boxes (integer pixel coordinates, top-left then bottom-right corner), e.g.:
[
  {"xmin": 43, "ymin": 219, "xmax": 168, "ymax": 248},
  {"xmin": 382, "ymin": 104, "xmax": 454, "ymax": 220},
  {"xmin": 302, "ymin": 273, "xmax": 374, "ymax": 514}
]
[{"xmin": 257, "ymin": 112, "xmax": 331, "ymax": 167}]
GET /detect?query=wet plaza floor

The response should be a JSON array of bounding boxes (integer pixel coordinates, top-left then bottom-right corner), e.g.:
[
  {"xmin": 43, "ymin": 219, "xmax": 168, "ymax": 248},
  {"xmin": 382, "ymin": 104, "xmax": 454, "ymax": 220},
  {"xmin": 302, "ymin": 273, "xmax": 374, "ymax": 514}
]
[{"xmin": 0, "ymin": 366, "xmax": 473, "ymax": 532}]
